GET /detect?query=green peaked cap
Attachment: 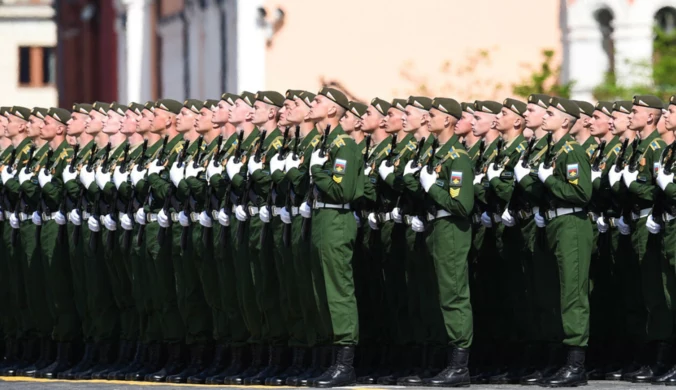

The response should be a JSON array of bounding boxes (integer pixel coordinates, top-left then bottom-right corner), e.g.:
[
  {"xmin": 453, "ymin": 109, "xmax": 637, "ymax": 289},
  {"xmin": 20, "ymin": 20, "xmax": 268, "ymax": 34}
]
[
  {"xmin": 503, "ymin": 98, "xmax": 527, "ymax": 117},
  {"xmin": 48, "ymin": 108, "xmax": 71, "ymax": 125},
  {"xmin": 432, "ymin": 97, "xmax": 462, "ymax": 119},
  {"xmin": 370, "ymin": 97, "xmax": 391, "ymax": 116},
  {"xmin": 594, "ymin": 101, "xmax": 614, "ymax": 117},
  {"xmin": 318, "ymin": 87, "xmax": 349, "ymax": 110},
  {"xmin": 348, "ymin": 101, "xmax": 367, "ymax": 118},
  {"xmin": 633, "ymin": 95, "xmax": 663, "ymax": 110},
  {"xmin": 474, "ymin": 100, "xmax": 502, "ymax": 115},
  {"xmin": 549, "ymin": 97, "xmax": 580, "ymax": 118},
  {"xmin": 613, "ymin": 101, "xmax": 632, "ymax": 114}
]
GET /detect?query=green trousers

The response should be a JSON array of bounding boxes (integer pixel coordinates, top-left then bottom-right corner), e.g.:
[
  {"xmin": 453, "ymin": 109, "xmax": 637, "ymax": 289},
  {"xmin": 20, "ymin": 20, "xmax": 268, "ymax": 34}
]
[
  {"xmin": 0, "ymin": 223, "xmax": 18, "ymax": 340},
  {"xmin": 102, "ymin": 229, "xmax": 137, "ymax": 342},
  {"xmin": 193, "ymin": 223, "xmax": 226, "ymax": 343},
  {"xmin": 131, "ymin": 227, "xmax": 161, "ymax": 344},
  {"xmin": 231, "ymin": 219, "xmax": 263, "ymax": 344},
  {"xmin": 380, "ymin": 222, "xmax": 412, "ymax": 345},
  {"xmin": 355, "ymin": 224, "xmax": 385, "ymax": 347},
  {"xmin": 425, "ymin": 216, "xmax": 473, "ymax": 349},
  {"xmin": 67, "ymin": 223, "xmax": 94, "ymax": 342},
  {"xmin": 613, "ymin": 230, "xmax": 646, "ymax": 344},
  {"xmin": 4, "ymin": 224, "xmax": 29, "ymax": 340},
  {"xmin": 19, "ymin": 221, "xmax": 52, "ymax": 339},
  {"xmin": 310, "ymin": 209, "xmax": 358, "ymax": 345}
]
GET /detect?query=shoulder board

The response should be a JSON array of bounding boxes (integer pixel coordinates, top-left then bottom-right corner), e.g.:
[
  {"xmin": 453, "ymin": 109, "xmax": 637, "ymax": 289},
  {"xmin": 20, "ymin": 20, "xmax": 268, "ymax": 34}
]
[
  {"xmin": 171, "ymin": 142, "xmax": 183, "ymax": 155},
  {"xmin": 310, "ymin": 138, "xmax": 320, "ymax": 148},
  {"xmin": 20, "ymin": 145, "xmax": 31, "ymax": 156},
  {"xmin": 612, "ymin": 145, "xmax": 621, "ymax": 154},
  {"xmin": 406, "ymin": 141, "xmax": 416, "ymax": 151},
  {"xmin": 585, "ymin": 145, "xmax": 596, "ymax": 156},
  {"xmin": 562, "ymin": 144, "xmax": 573, "ymax": 153},
  {"xmin": 330, "ymin": 134, "xmax": 349, "ymax": 148},
  {"xmin": 266, "ymin": 137, "xmax": 283, "ymax": 153},
  {"xmin": 447, "ymin": 148, "xmax": 460, "ymax": 160},
  {"xmin": 59, "ymin": 150, "xmax": 70, "ymax": 161},
  {"xmin": 650, "ymin": 140, "xmax": 662, "ymax": 151},
  {"xmin": 515, "ymin": 143, "xmax": 525, "ymax": 153}
]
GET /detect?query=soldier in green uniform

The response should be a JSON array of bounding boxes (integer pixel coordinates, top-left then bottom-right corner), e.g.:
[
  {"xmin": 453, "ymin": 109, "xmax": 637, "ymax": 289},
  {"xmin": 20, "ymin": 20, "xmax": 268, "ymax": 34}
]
[{"xmin": 571, "ymin": 101, "xmax": 598, "ymax": 160}]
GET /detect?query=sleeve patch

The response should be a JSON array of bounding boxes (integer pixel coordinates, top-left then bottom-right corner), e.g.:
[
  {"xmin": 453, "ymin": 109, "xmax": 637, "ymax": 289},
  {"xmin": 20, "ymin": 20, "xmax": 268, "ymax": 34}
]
[
  {"xmin": 450, "ymin": 171, "xmax": 463, "ymax": 187},
  {"xmin": 654, "ymin": 162, "xmax": 660, "ymax": 175},
  {"xmin": 333, "ymin": 158, "xmax": 347, "ymax": 174},
  {"xmin": 332, "ymin": 175, "xmax": 343, "ymax": 183},
  {"xmin": 449, "ymin": 188, "xmax": 460, "ymax": 198},
  {"xmin": 566, "ymin": 163, "xmax": 579, "ymax": 179}
]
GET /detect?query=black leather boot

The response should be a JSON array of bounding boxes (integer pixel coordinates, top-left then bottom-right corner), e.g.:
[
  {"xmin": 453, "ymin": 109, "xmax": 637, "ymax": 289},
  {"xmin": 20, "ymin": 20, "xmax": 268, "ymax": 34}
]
[
  {"xmin": 76, "ymin": 341, "xmax": 114, "ymax": 380},
  {"xmin": 146, "ymin": 342, "xmax": 184, "ymax": 382},
  {"xmin": 57, "ymin": 342, "xmax": 96, "ymax": 379},
  {"xmin": 187, "ymin": 343, "xmax": 227, "ymax": 384},
  {"xmin": 521, "ymin": 343, "xmax": 562, "ymax": 385},
  {"xmin": 109, "ymin": 343, "xmax": 147, "ymax": 380},
  {"xmin": 36, "ymin": 342, "xmax": 73, "ymax": 379},
  {"xmin": 17, "ymin": 337, "xmax": 53, "ymax": 377},
  {"xmin": 653, "ymin": 364, "xmax": 676, "ymax": 385},
  {"xmin": 0, "ymin": 339, "xmax": 20, "ymax": 370},
  {"xmin": 378, "ymin": 345, "xmax": 413, "ymax": 385},
  {"xmin": 226, "ymin": 344, "xmax": 265, "ymax": 385},
  {"xmin": 422, "ymin": 347, "xmax": 470, "ymax": 387},
  {"xmin": 357, "ymin": 344, "xmax": 387, "ymax": 384},
  {"xmin": 205, "ymin": 345, "xmax": 245, "ymax": 384},
  {"xmin": 244, "ymin": 345, "xmax": 285, "ymax": 385},
  {"xmin": 125, "ymin": 342, "xmax": 162, "ymax": 381},
  {"xmin": 166, "ymin": 343, "xmax": 206, "ymax": 383},
  {"xmin": 267, "ymin": 347, "xmax": 306, "ymax": 386},
  {"xmin": 288, "ymin": 346, "xmax": 322, "ymax": 386},
  {"xmin": 539, "ymin": 346, "xmax": 587, "ymax": 387},
  {"xmin": 630, "ymin": 341, "xmax": 671, "ymax": 383},
  {"xmin": 93, "ymin": 340, "xmax": 135, "ymax": 379},
  {"xmin": 312, "ymin": 345, "xmax": 357, "ymax": 388},
  {"xmin": 303, "ymin": 345, "xmax": 335, "ymax": 386},
  {"xmin": 398, "ymin": 345, "xmax": 430, "ymax": 386},
  {"xmin": 1, "ymin": 338, "xmax": 37, "ymax": 376}
]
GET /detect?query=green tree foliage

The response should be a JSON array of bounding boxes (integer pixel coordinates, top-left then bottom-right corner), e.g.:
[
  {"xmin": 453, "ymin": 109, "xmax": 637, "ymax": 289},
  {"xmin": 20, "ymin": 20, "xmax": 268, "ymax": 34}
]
[{"xmin": 512, "ymin": 49, "xmax": 574, "ymax": 99}]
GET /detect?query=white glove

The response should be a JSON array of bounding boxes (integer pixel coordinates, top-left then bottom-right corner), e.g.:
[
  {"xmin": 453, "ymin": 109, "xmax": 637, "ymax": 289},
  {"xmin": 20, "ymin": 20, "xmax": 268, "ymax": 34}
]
[
  {"xmin": 270, "ymin": 155, "xmax": 286, "ymax": 174},
  {"xmin": 87, "ymin": 216, "xmax": 100, "ymax": 232},
  {"xmin": 646, "ymin": 214, "xmax": 661, "ymax": 234},
  {"xmin": 391, "ymin": 207, "xmax": 403, "ymax": 223},
  {"xmin": 473, "ymin": 173, "xmax": 485, "ymax": 185},
  {"xmin": 364, "ymin": 166, "xmax": 372, "ymax": 177},
  {"xmin": 597, "ymin": 216, "xmax": 609, "ymax": 233},
  {"xmin": 178, "ymin": 210, "xmax": 190, "ymax": 227},
  {"xmin": 169, "ymin": 162, "xmax": 184, "ymax": 187},
  {"xmin": 247, "ymin": 157, "xmax": 263, "ymax": 175},
  {"xmin": 103, "ymin": 214, "xmax": 117, "ymax": 231},
  {"xmin": 69, "ymin": 209, "xmax": 82, "ymax": 226},
  {"xmin": 353, "ymin": 211, "xmax": 361, "ymax": 227},
  {"xmin": 285, "ymin": 154, "xmax": 301, "ymax": 171},
  {"xmin": 608, "ymin": 167, "xmax": 622, "ymax": 187},
  {"xmin": 157, "ymin": 209, "xmax": 170, "ymax": 228},
  {"xmin": 534, "ymin": 212, "xmax": 546, "ymax": 228},
  {"xmin": 131, "ymin": 166, "xmax": 147, "ymax": 186},
  {"xmin": 378, "ymin": 160, "xmax": 395, "ymax": 181},
  {"xmin": 622, "ymin": 166, "xmax": 638, "ymax": 188},
  {"xmin": 198, "ymin": 210, "xmax": 212, "ymax": 228},
  {"xmin": 185, "ymin": 162, "xmax": 204, "ymax": 179},
  {"xmin": 537, "ymin": 163, "xmax": 553, "ymax": 183},
  {"xmin": 226, "ymin": 158, "xmax": 243, "ymax": 180},
  {"xmin": 134, "ymin": 208, "xmax": 146, "ymax": 225},
  {"xmin": 79, "ymin": 167, "xmax": 96, "ymax": 189},
  {"xmin": 62, "ymin": 166, "xmax": 78, "ymax": 184},
  {"xmin": 147, "ymin": 159, "xmax": 164, "ymax": 176},
  {"xmin": 38, "ymin": 169, "xmax": 53, "ymax": 188},
  {"xmin": 1, "ymin": 166, "xmax": 15, "ymax": 184},
  {"xmin": 367, "ymin": 213, "xmax": 379, "ymax": 230},
  {"xmin": 480, "ymin": 212, "xmax": 493, "ymax": 228},
  {"xmin": 55, "ymin": 211, "xmax": 66, "ymax": 226},
  {"xmin": 120, "ymin": 214, "xmax": 133, "ymax": 231},
  {"xmin": 95, "ymin": 166, "xmax": 111, "ymax": 189},
  {"xmin": 217, "ymin": 208, "xmax": 230, "ymax": 226},
  {"xmin": 259, "ymin": 206, "xmax": 271, "ymax": 223},
  {"xmin": 206, "ymin": 161, "xmax": 223, "ymax": 180},
  {"xmin": 486, "ymin": 163, "xmax": 503, "ymax": 181},
  {"xmin": 9, "ymin": 213, "xmax": 19, "ymax": 229},
  {"xmin": 411, "ymin": 216, "xmax": 425, "ymax": 232},
  {"xmin": 419, "ymin": 168, "xmax": 438, "ymax": 193},
  {"xmin": 309, "ymin": 149, "xmax": 328, "ymax": 169},
  {"xmin": 501, "ymin": 209, "xmax": 516, "ymax": 227},
  {"xmin": 235, "ymin": 205, "xmax": 248, "ymax": 222},
  {"xmin": 657, "ymin": 167, "xmax": 674, "ymax": 191},
  {"xmin": 300, "ymin": 202, "xmax": 312, "ymax": 218},
  {"xmin": 404, "ymin": 160, "xmax": 421, "ymax": 177},
  {"xmin": 31, "ymin": 211, "xmax": 42, "ymax": 226},
  {"xmin": 281, "ymin": 207, "xmax": 292, "ymax": 224},
  {"xmin": 18, "ymin": 167, "xmax": 34, "ymax": 185},
  {"xmin": 617, "ymin": 216, "xmax": 631, "ymax": 235},
  {"xmin": 514, "ymin": 162, "xmax": 530, "ymax": 183},
  {"xmin": 113, "ymin": 166, "xmax": 129, "ymax": 189},
  {"xmin": 591, "ymin": 169, "xmax": 602, "ymax": 183}
]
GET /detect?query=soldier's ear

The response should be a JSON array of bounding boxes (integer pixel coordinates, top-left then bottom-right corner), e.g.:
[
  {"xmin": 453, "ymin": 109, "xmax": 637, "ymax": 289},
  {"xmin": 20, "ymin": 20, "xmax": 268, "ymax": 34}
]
[
  {"xmin": 514, "ymin": 117, "xmax": 522, "ymax": 129},
  {"xmin": 327, "ymin": 104, "xmax": 337, "ymax": 118}
]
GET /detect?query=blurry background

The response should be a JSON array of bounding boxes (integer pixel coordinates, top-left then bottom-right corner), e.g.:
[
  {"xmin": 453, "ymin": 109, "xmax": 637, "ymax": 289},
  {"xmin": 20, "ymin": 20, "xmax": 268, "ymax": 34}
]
[{"xmin": 1, "ymin": 0, "xmax": 675, "ymax": 108}]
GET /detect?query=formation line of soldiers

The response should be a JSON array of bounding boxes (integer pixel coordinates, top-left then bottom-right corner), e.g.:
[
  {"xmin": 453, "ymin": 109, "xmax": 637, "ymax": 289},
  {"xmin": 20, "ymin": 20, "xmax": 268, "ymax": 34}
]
[{"xmin": 2, "ymin": 89, "xmax": 676, "ymax": 388}]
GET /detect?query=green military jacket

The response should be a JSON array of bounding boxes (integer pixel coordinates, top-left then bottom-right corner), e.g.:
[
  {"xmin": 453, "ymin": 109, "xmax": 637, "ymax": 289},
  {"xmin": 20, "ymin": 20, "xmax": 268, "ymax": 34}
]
[
  {"xmin": 620, "ymin": 130, "xmax": 665, "ymax": 211},
  {"xmin": 581, "ymin": 136, "xmax": 599, "ymax": 161},
  {"xmin": 248, "ymin": 127, "xmax": 284, "ymax": 207},
  {"xmin": 63, "ymin": 140, "xmax": 95, "ymax": 209},
  {"xmin": 402, "ymin": 135, "xmax": 437, "ymax": 202},
  {"xmin": 229, "ymin": 128, "xmax": 261, "ymax": 200},
  {"xmin": 146, "ymin": 134, "xmax": 185, "ymax": 213},
  {"xmin": 381, "ymin": 133, "xmax": 418, "ymax": 194},
  {"xmin": 466, "ymin": 140, "xmax": 482, "ymax": 163},
  {"xmin": 589, "ymin": 137, "xmax": 621, "ymax": 216},
  {"xmin": 362, "ymin": 135, "xmax": 392, "ymax": 206},
  {"xmin": 488, "ymin": 134, "xmax": 528, "ymax": 211},
  {"xmin": 517, "ymin": 135, "xmax": 552, "ymax": 208},
  {"xmin": 541, "ymin": 134, "xmax": 592, "ymax": 209},
  {"xmin": 115, "ymin": 141, "xmax": 148, "ymax": 203},
  {"xmin": 424, "ymin": 135, "xmax": 474, "ymax": 218},
  {"xmin": 209, "ymin": 131, "xmax": 242, "ymax": 203},
  {"xmin": 39, "ymin": 141, "xmax": 73, "ymax": 214},
  {"xmin": 472, "ymin": 137, "xmax": 500, "ymax": 206},
  {"xmin": 284, "ymin": 128, "xmax": 321, "ymax": 207},
  {"xmin": 185, "ymin": 135, "xmax": 222, "ymax": 212},
  {"xmin": 2, "ymin": 138, "xmax": 34, "ymax": 212},
  {"xmin": 15, "ymin": 142, "xmax": 49, "ymax": 213}
]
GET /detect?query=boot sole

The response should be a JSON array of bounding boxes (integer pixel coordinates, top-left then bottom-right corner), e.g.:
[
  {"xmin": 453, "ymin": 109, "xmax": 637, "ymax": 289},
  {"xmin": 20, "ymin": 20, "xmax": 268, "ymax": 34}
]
[
  {"xmin": 421, "ymin": 382, "xmax": 470, "ymax": 387},
  {"xmin": 539, "ymin": 381, "xmax": 588, "ymax": 387}
]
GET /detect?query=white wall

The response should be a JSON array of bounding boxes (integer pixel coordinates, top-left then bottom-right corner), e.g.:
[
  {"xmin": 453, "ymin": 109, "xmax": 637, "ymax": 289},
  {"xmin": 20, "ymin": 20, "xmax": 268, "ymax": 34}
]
[{"xmin": 158, "ymin": 16, "xmax": 186, "ymax": 101}]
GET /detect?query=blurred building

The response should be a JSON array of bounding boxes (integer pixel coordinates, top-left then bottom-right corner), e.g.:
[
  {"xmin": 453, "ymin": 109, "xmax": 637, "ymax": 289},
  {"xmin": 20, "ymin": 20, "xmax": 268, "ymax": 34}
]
[{"xmin": 0, "ymin": 0, "xmax": 57, "ymax": 108}]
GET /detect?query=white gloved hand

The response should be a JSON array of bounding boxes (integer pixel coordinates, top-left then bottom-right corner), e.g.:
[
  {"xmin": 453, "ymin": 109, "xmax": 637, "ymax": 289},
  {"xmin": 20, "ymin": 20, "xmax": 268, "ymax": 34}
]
[
  {"xmin": 419, "ymin": 167, "xmax": 438, "ymax": 193},
  {"xmin": 364, "ymin": 166, "xmax": 372, "ymax": 177},
  {"xmin": 217, "ymin": 208, "xmax": 230, "ymax": 226},
  {"xmin": 622, "ymin": 166, "xmax": 639, "ymax": 188},
  {"xmin": 31, "ymin": 211, "xmax": 42, "ymax": 226},
  {"xmin": 178, "ymin": 210, "xmax": 190, "ymax": 227},
  {"xmin": 367, "ymin": 213, "xmax": 379, "ymax": 230},
  {"xmin": 147, "ymin": 159, "xmax": 164, "ymax": 176},
  {"xmin": 226, "ymin": 158, "xmax": 243, "ymax": 180},
  {"xmin": 62, "ymin": 166, "xmax": 78, "ymax": 184},
  {"xmin": 113, "ymin": 166, "xmax": 129, "ymax": 189},
  {"xmin": 135, "ymin": 208, "xmax": 146, "ymax": 225},
  {"xmin": 87, "ymin": 215, "xmax": 100, "ymax": 232},
  {"xmin": 185, "ymin": 163, "xmax": 204, "ymax": 179},
  {"xmin": 9, "ymin": 213, "xmax": 19, "ymax": 229},
  {"xmin": 169, "ymin": 162, "xmax": 185, "ymax": 187},
  {"xmin": 591, "ymin": 169, "xmax": 602, "ymax": 183},
  {"xmin": 657, "ymin": 166, "xmax": 674, "ymax": 191},
  {"xmin": 646, "ymin": 214, "xmax": 662, "ymax": 234},
  {"xmin": 486, "ymin": 163, "xmax": 503, "ymax": 181},
  {"xmin": 501, "ymin": 209, "xmax": 516, "ymax": 227},
  {"xmin": 198, "ymin": 210, "xmax": 212, "ymax": 228},
  {"xmin": 131, "ymin": 166, "xmax": 147, "ymax": 186},
  {"xmin": 537, "ymin": 163, "xmax": 553, "ymax": 183},
  {"xmin": 235, "ymin": 205, "xmax": 248, "ymax": 222},
  {"xmin": 79, "ymin": 167, "xmax": 96, "ymax": 189},
  {"xmin": 404, "ymin": 160, "xmax": 421, "ymax": 177},
  {"xmin": 270, "ymin": 155, "xmax": 286, "ymax": 174},
  {"xmin": 103, "ymin": 214, "xmax": 117, "ymax": 231},
  {"xmin": 514, "ymin": 162, "xmax": 530, "ymax": 183},
  {"xmin": 378, "ymin": 160, "xmax": 395, "ymax": 181},
  {"xmin": 55, "ymin": 211, "xmax": 66, "ymax": 226},
  {"xmin": 310, "ymin": 149, "xmax": 328, "ymax": 168},
  {"xmin": 608, "ymin": 167, "xmax": 622, "ymax": 187},
  {"xmin": 353, "ymin": 211, "xmax": 361, "ymax": 227},
  {"xmin": 157, "ymin": 209, "xmax": 171, "ymax": 228},
  {"xmin": 411, "ymin": 216, "xmax": 425, "ymax": 232},
  {"xmin": 597, "ymin": 216, "xmax": 609, "ymax": 233},
  {"xmin": 69, "ymin": 209, "xmax": 82, "ymax": 226},
  {"xmin": 259, "ymin": 206, "xmax": 271, "ymax": 223},
  {"xmin": 285, "ymin": 154, "xmax": 301, "ymax": 171},
  {"xmin": 247, "ymin": 157, "xmax": 263, "ymax": 175},
  {"xmin": 95, "ymin": 166, "xmax": 111, "ymax": 189},
  {"xmin": 18, "ymin": 168, "xmax": 34, "ymax": 185},
  {"xmin": 1, "ymin": 166, "xmax": 15, "ymax": 184},
  {"xmin": 206, "ymin": 160, "xmax": 223, "ymax": 180},
  {"xmin": 617, "ymin": 216, "xmax": 631, "ymax": 235},
  {"xmin": 38, "ymin": 169, "xmax": 53, "ymax": 188},
  {"xmin": 480, "ymin": 212, "xmax": 493, "ymax": 228},
  {"xmin": 473, "ymin": 173, "xmax": 485, "ymax": 185},
  {"xmin": 534, "ymin": 212, "xmax": 546, "ymax": 228},
  {"xmin": 120, "ymin": 214, "xmax": 133, "ymax": 230},
  {"xmin": 281, "ymin": 207, "xmax": 292, "ymax": 224},
  {"xmin": 300, "ymin": 202, "xmax": 312, "ymax": 218},
  {"xmin": 391, "ymin": 207, "xmax": 403, "ymax": 223}
]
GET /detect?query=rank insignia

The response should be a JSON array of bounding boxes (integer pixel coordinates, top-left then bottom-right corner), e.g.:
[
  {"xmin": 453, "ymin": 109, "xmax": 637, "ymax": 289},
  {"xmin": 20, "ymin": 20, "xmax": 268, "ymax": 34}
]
[
  {"xmin": 450, "ymin": 171, "xmax": 463, "ymax": 187},
  {"xmin": 334, "ymin": 158, "xmax": 347, "ymax": 173},
  {"xmin": 566, "ymin": 164, "xmax": 579, "ymax": 179},
  {"xmin": 450, "ymin": 188, "xmax": 460, "ymax": 198},
  {"xmin": 333, "ymin": 175, "xmax": 343, "ymax": 183}
]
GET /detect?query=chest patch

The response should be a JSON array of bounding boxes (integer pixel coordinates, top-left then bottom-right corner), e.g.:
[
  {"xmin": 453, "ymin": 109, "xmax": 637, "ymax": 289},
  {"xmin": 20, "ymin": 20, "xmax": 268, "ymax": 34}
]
[
  {"xmin": 333, "ymin": 158, "xmax": 347, "ymax": 174},
  {"xmin": 654, "ymin": 162, "xmax": 660, "ymax": 175},
  {"xmin": 450, "ymin": 171, "xmax": 463, "ymax": 187},
  {"xmin": 566, "ymin": 164, "xmax": 579, "ymax": 180}
]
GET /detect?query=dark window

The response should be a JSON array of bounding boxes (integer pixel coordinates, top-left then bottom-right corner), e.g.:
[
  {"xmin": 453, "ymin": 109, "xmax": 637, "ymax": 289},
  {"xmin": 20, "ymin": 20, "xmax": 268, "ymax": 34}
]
[
  {"xmin": 19, "ymin": 47, "xmax": 31, "ymax": 85},
  {"xmin": 18, "ymin": 46, "xmax": 56, "ymax": 87}
]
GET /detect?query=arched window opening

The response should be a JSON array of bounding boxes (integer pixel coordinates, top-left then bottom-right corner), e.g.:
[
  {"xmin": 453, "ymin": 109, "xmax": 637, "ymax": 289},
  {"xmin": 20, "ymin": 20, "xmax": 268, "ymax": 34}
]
[{"xmin": 595, "ymin": 8, "xmax": 615, "ymax": 76}]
